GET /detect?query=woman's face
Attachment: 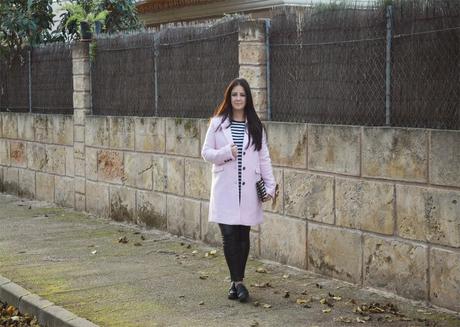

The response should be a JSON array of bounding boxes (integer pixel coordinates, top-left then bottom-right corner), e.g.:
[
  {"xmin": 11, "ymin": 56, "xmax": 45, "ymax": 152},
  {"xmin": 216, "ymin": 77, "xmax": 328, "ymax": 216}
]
[{"xmin": 230, "ymin": 85, "xmax": 246, "ymax": 114}]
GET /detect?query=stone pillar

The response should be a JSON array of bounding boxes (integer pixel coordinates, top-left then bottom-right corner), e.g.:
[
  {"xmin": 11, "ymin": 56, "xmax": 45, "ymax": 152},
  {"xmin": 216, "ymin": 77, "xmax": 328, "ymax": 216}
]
[
  {"xmin": 72, "ymin": 41, "xmax": 91, "ymax": 211},
  {"xmin": 238, "ymin": 20, "xmax": 269, "ymax": 120}
]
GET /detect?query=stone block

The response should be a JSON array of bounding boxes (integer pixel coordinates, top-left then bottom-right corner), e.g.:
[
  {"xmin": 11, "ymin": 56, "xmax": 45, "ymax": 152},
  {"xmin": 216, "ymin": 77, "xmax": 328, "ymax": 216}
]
[
  {"xmin": 9, "ymin": 141, "xmax": 26, "ymax": 168},
  {"xmin": 363, "ymin": 128, "xmax": 428, "ymax": 182},
  {"xmin": 34, "ymin": 115, "xmax": 50, "ymax": 143},
  {"xmin": 4, "ymin": 167, "xmax": 19, "ymax": 195},
  {"xmin": 2, "ymin": 113, "xmax": 18, "ymax": 139},
  {"xmin": 0, "ymin": 282, "xmax": 30, "ymax": 309},
  {"xmin": 75, "ymin": 193, "xmax": 86, "ymax": 211},
  {"xmin": 201, "ymin": 201, "xmax": 222, "ymax": 247},
  {"xmin": 260, "ymin": 213, "xmax": 307, "ymax": 269},
  {"xmin": 239, "ymin": 42, "xmax": 266, "ymax": 65},
  {"xmin": 55, "ymin": 176, "xmax": 74, "ymax": 208},
  {"xmin": 97, "ymin": 150, "xmax": 124, "ymax": 184},
  {"xmin": 167, "ymin": 195, "xmax": 201, "ymax": 239},
  {"xmin": 75, "ymin": 177, "xmax": 85, "ymax": 194},
  {"xmin": 72, "ymin": 58, "xmax": 90, "ymax": 75},
  {"xmin": 18, "ymin": 169, "xmax": 35, "ymax": 199},
  {"xmin": 265, "ymin": 122, "xmax": 307, "ymax": 168},
  {"xmin": 19, "ymin": 294, "xmax": 54, "ymax": 326},
  {"xmin": 36, "ymin": 172, "xmax": 54, "ymax": 203},
  {"xmin": 74, "ymin": 142, "xmax": 85, "ymax": 160},
  {"xmin": 109, "ymin": 186, "xmax": 136, "ymax": 223},
  {"xmin": 17, "ymin": 113, "xmax": 34, "ymax": 141},
  {"xmin": 336, "ymin": 178, "xmax": 394, "ymax": 234},
  {"xmin": 430, "ymin": 247, "xmax": 460, "ymax": 312},
  {"xmin": 430, "ymin": 130, "xmax": 460, "ymax": 188},
  {"xmin": 109, "ymin": 116, "xmax": 135, "ymax": 150},
  {"xmin": 45, "ymin": 145, "xmax": 66, "ymax": 175},
  {"xmin": 52, "ymin": 115, "xmax": 73, "ymax": 145},
  {"xmin": 73, "ymin": 93, "xmax": 91, "ymax": 111},
  {"xmin": 238, "ymin": 20, "xmax": 266, "ymax": 42},
  {"xmin": 164, "ymin": 157, "xmax": 184, "ymax": 195},
  {"xmin": 308, "ymin": 125, "xmax": 360, "ymax": 176},
  {"xmin": 85, "ymin": 116, "xmax": 109, "ymax": 148},
  {"xmin": 152, "ymin": 155, "xmax": 167, "ymax": 192},
  {"xmin": 27, "ymin": 143, "xmax": 47, "ymax": 171},
  {"xmin": 86, "ymin": 181, "xmax": 109, "ymax": 217},
  {"xmin": 308, "ymin": 224, "xmax": 362, "ymax": 283},
  {"xmin": 0, "ymin": 167, "xmax": 3, "ymax": 192},
  {"xmin": 74, "ymin": 108, "xmax": 89, "ymax": 125},
  {"xmin": 74, "ymin": 125, "xmax": 85, "ymax": 143},
  {"xmin": 199, "ymin": 119, "xmax": 209, "ymax": 154},
  {"xmin": 65, "ymin": 147, "xmax": 74, "ymax": 177},
  {"xmin": 239, "ymin": 65, "xmax": 266, "ymax": 89},
  {"xmin": 185, "ymin": 159, "xmax": 211, "ymax": 200},
  {"xmin": 85, "ymin": 147, "xmax": 98, "ymax": 180},
  {"xmin": 165, "ymin": 118, "xmax": 200, "ymax": 157},
  {"xmin": 124, "ymin": 152, "xmax": 153, "ymax": 190},
  {"xmin": 262, "ymin": 167, "xmax": 283, "ymax": 214},
  {"xmin": 72, "ymin": 42, "xmax": 89, "ymax": 60},
  {"xmin": 136, "ymin": 190, "xmax": 167, "ymax": 230},
  {"xmin": 284, "ymin": 170, "xmax": 334, "ymax": 223},
  {"xmin": 0, "ymin": 139, "xmax": 9, "ymax": 165},
  {"xmin": 364, "ymin": 236, "xmax": 428, "ymax": 300},
  {"xmin": 73, "ymin": 75, "xmax": 91, "ymax": 92},
  {"xmin": 397, "ymin": 185, "xmax": 460, "ymax": 247},
  {"xmin": 134, "ymin": 117, "xmax": 166, "ymax": 153},
  {"xmin": 74, "ymin": 158, "xmax": 85, "ymax": 177},
  {"xmin": 251, "ymin": 89, "xmax": 267, "ymax": 113}
]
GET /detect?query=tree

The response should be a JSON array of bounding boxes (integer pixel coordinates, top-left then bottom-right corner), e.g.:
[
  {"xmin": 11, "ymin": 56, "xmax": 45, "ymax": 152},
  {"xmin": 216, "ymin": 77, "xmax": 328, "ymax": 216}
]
[
  {"xmin": 0, "ymin": 0, "xmax": 59, "ymax": 62},
  {"xmin": 56, "ymin": 0, "xmax": 143, "ymax": 41}
]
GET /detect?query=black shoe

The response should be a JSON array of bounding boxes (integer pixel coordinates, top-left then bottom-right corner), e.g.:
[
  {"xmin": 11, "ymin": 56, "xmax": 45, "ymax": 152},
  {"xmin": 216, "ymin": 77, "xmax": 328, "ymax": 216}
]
[
  {"xmin": 228, "ymin": 282, "xmax": 237, "ymax": 300},
  {"xmin": 235, "ymin": 283, "xmax": 249, "ymax": 302}
]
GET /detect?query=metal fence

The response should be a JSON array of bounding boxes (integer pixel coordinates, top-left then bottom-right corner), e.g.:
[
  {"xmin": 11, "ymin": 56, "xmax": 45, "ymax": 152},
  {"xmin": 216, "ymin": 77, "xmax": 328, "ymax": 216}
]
[
  {"xmin": 0, "ymin": 43, "xmax": 73, "ymax": 114},
  {"xmin": 269, "ymin": 1, "xmax": 460, "ymax": 129},
  {"xmin": 91, "ymin": 18, "xmax": 240, "ymax": 118}
]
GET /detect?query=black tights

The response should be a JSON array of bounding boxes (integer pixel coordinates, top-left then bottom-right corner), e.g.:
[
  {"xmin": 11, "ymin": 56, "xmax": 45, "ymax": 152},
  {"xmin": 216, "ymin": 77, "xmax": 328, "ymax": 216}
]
[{"xmin": 218, "ymin": 224, "xmax": 251, "ymax": 282}]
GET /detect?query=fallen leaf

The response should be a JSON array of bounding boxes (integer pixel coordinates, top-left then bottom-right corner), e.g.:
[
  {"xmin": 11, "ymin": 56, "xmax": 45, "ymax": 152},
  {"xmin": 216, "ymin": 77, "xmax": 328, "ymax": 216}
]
[
  {"xmin": 300, "ymin": 290, "xmax": 308, "ymax": 295},
  {"xmin": 356, "ymin": 317, "xmax": 365, "ymax": 323},
  {"xmin": 282, "ymin": 274, "xmax": 289, "ymax": 279},
  {"xmin": 6, "ymin": 306, "xmax": 15, "ymax": 316},
  {"xmin": 134, "ymin": 242, "xmax": 142, "ymax": 246},
  {"xmin": 118, "ymin": 236, "xmax": 128, "ymax": 244},
  {"xmin": 333, "ymin": 296, "xmax": 342, "ymax": 301},
  {"xmin": 335, "ymin": 316, "xmax": 353, "ymax": 323},
  {"xmin": 192, "ymin": 250, "xmax": 198, "ymax": 254},
  {"xmin": 91, "ymin": 250, "xmax": 97, "ymax": 255},
  {"xmin": 209, "ymin": 250, "xmax": 217, "ymax": 255},
  {"xmin": 256, "ymin": 267, "xmax": 267, "ymax": 273},
  {"xmin": 250, "ymin": 321, "xmax": 259, "ymax": 327},
  {"xmin": 322, "ymin": 308, "xmax": 331, "ymax": 313},
  {"xmin": 253, "ymin": 301, "xmax": 259, "ymax": 307},
  {"xmin": 263, "ymin": 304, "xmax": 272, "ymax": 308},
  {"xmin": 296, "ymin": 299, "xmax": 308, "ymax": 305},
  {"xmin": 199, "ymin": 274, "xmax": 209, "ymax": 280},
  {"xmin": 283, "ymin": 291, "xmax": 290, "ymax": 298},
  {"xmin": 199, "ymin": 301, "xmax": 204, "ymax": 305}
]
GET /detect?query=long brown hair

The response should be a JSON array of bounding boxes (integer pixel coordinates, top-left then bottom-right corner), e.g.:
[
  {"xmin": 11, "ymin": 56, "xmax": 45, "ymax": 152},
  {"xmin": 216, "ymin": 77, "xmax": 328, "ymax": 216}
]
[{"xmin": 213, "ymin": 78, "xmax": 264, "ymax": 151}]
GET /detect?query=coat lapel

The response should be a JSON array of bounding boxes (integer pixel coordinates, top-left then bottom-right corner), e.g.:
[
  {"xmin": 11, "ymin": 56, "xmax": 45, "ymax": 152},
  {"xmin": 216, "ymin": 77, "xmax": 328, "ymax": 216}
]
[{"xmin": 222, "ymin": 118, "xmax": 233, "ymax": 145}]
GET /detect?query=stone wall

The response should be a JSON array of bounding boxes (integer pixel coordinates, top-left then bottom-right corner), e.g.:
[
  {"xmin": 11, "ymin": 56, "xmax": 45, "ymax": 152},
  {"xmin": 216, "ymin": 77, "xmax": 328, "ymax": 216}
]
[
  {"xmin": 0, "ymin": 19, "xmax": 459, "ymax": 313},
  {"xmin": 1, "ymin": 113, "xmax": 459, "ymax": 312}
]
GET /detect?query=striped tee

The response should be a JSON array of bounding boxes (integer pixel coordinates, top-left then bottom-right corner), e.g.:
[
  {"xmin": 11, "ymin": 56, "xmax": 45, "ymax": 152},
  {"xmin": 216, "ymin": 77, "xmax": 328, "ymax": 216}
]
[{"xmin": 230, "ymin": 119, "xmax": 246, "ymax": 202}]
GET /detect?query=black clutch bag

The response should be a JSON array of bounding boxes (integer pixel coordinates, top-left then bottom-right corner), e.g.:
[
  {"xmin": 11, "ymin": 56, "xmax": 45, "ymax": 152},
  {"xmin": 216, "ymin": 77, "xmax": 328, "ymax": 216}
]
[{"xmin": 256, "ymin": 178, "xmax": 267, "ymax": 201}]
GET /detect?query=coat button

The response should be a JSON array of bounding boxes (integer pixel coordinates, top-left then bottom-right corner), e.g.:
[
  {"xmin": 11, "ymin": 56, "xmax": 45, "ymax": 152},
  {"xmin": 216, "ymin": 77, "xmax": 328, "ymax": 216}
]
[
  {"xmin": 243, "ymin": 167, "xmax": 246, "ymax": 170},
  {"xmin": 243, "ymin": 152, "xmax": 246, "ymax": 155},
  {"xmin": 242, "ymin": 182, "xmax": 245, "ymax": 185}
]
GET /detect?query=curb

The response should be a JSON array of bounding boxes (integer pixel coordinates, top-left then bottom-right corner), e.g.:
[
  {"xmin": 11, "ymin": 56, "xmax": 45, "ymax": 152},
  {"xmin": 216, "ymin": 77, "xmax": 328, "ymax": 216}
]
[{"xmin": 0, "ymin": 275, "xmax": 98, "ymax": 327}]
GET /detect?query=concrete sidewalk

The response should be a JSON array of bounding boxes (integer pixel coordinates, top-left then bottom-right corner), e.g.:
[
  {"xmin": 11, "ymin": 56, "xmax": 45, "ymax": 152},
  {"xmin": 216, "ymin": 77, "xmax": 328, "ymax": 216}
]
[{"xmin": 0, "ymin": 193, "xmax": 459, "ymax": 327}]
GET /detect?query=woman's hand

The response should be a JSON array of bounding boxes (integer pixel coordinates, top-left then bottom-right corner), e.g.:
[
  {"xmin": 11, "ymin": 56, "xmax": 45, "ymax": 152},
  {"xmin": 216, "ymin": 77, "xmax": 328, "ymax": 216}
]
[{"xmin": 231, "ymin": 144, "xmax": 238, "ymax": 158}]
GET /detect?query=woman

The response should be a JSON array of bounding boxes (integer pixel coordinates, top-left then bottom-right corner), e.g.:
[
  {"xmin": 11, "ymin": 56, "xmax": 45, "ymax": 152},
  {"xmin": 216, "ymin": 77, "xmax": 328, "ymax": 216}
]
[{"xmin": 201, "ymin": 78, "xmax": 276, "ymax": 302}]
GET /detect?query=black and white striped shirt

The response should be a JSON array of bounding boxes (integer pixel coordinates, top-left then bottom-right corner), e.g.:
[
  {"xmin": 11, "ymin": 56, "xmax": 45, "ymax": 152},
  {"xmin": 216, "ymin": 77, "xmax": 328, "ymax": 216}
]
[{"xmin": 230, "ymin": 119, "xmax": 246, "ymax": 202}]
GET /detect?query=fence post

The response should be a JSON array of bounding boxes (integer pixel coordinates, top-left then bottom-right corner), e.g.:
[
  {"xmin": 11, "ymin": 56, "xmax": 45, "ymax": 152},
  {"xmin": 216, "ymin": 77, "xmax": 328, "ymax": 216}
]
[
  {"xmin": 28, "ymin": 49, "xmax": 32, "ymax": 113},
  {"xmin": 72, "ymin": 41, "xmax": 92, "ymax": 211},
  {"xmin": 153, "ymin": 33, "xmax": 159, "ymax": 117},
  {"xmin": 238, "ymin": 20, "xmax": 269, "ymax": 121},
  {"xmin": 385, "ymin": 4, "xmax": 393, "ymax": 126}
]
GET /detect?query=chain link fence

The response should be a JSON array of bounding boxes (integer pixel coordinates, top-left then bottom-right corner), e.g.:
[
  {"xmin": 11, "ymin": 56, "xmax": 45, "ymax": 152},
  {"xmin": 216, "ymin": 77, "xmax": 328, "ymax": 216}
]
[
  {"xmin": 91, "ymin": 17, "xmax": 240, "ymax": 118},
  {"xmin": 269, "ymin": 1, "xmax": 460, "ymax": 130},
  {"xmin": 0, "ymin": 43, "xmax": 73, "ymax": 114}
]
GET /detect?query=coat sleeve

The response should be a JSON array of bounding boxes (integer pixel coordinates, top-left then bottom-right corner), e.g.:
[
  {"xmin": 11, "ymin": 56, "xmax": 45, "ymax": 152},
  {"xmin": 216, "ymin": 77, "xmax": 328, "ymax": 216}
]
[
  {"xmin": 258, "ymin": 129, "xmax": 276, "ymax": 198},
  {"xmin": 201, "ymin": 119, "xmax": 235, "ymax": 165}
]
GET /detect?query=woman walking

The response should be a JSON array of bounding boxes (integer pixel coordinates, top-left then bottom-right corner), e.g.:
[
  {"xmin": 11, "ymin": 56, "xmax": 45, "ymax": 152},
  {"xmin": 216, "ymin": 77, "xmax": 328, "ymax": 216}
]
[{"xmin": 201, "ymin": 78, "xmax": 276, "ymax": 302}]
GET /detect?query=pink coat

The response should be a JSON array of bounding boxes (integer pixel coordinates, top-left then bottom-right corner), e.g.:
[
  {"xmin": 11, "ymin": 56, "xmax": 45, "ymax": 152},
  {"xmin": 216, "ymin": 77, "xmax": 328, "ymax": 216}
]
[{"xmin": 201, "ymin": 116, "xmax": 276, "ymax": 226}]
